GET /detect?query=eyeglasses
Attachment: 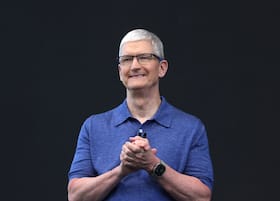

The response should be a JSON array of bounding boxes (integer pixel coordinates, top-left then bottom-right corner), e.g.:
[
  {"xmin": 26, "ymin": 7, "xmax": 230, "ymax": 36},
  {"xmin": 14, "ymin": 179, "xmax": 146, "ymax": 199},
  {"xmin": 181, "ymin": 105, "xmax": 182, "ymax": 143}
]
[{"xmin": 118, "ymin": 53, "xmax": 162, "ymax": 67}]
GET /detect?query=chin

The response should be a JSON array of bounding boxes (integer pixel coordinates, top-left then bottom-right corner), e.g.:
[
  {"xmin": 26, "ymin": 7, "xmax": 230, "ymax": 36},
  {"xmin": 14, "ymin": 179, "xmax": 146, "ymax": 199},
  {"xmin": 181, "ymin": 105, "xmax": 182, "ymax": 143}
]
[{"xmin": 127, "ymin": 85, "xmax": 146, "ymax": 91}]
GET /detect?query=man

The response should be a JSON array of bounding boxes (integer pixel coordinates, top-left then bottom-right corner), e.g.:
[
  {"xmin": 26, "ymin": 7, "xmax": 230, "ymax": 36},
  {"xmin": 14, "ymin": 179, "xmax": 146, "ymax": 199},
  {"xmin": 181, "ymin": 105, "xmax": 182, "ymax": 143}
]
[{"xmin": 68, "ymin": 28, "xmax": 214, "ymax": 201}]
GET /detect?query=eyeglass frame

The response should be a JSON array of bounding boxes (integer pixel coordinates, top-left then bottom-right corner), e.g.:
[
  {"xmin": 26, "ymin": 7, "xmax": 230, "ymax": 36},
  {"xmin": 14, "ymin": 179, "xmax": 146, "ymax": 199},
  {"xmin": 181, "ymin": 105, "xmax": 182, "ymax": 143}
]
[{"xmin": 117, "ymin": 53, "xmax": 163, "ymax": 66}]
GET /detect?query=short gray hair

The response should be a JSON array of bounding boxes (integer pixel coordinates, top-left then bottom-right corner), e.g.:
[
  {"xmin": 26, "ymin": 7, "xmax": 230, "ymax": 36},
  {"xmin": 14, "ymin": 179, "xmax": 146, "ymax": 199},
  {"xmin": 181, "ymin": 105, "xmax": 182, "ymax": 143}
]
[{"xmin": 119, "ymin": 29, "xmax": 164, "ymax": 59}]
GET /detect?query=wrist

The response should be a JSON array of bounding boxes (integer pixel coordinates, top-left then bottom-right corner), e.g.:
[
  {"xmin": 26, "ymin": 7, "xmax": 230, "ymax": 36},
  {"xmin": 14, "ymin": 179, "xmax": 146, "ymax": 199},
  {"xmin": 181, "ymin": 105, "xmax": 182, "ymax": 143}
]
[
  {"xmin": 116, "ymin": 164, "xmax": 130, "ymax": 179},
  {"xmin": 150, "ymin": 160, "xmax": 166, "ymax": 177},
  {"xmin": 147, "ymin": 158, "xmax": 160, "ymax": 173}
]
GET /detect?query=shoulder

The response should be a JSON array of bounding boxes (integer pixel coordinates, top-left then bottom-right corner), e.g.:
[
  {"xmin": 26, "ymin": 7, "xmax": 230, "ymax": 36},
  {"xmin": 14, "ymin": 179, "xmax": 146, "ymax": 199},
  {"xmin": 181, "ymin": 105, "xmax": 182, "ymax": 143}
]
[
  {"xmin": 164, "ymin": 100, "xmax": 206, "ymax": 131},
  {"xmin": 166, "ymin": 100, "xmax": 203, "ymax": 122}
]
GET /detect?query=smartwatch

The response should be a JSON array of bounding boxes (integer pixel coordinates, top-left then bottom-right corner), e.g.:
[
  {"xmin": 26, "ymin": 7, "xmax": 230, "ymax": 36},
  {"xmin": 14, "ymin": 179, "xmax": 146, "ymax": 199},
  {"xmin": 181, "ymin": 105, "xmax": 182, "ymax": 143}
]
[{"xmin": 151, "ymin": 160, "xmax": 166, "ymax": 177}]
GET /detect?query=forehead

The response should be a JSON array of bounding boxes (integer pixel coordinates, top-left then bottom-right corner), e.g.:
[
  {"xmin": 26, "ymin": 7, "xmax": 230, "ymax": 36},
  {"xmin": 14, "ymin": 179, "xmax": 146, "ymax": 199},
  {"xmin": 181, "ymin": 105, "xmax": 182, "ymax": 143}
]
[{"xmin": 121, "ymin": 40, "xmax": 153, "ymax": 55}]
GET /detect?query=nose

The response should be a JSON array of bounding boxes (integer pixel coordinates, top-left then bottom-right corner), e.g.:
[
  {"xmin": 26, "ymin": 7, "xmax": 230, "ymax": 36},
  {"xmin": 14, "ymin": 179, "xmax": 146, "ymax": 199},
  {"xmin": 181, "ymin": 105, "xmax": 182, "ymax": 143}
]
[{"xmin": 130, "ymin": 56, "xmax": 141, "ymax": 69}]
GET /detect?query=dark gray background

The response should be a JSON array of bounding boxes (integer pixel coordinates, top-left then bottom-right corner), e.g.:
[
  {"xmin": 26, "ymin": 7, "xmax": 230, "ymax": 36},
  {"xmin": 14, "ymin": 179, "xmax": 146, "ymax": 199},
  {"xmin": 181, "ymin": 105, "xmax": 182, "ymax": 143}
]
[{"xmin": 1, "ymin": 0, "xmax": 279, "ymax": 200}]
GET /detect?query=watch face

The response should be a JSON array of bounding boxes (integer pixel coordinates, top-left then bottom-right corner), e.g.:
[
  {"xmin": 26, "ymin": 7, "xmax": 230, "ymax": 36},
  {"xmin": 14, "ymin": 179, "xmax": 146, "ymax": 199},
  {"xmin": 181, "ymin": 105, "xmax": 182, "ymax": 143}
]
[{"xmin": 155, "ymin": 164, "xmax": 166, "ymax": 176}]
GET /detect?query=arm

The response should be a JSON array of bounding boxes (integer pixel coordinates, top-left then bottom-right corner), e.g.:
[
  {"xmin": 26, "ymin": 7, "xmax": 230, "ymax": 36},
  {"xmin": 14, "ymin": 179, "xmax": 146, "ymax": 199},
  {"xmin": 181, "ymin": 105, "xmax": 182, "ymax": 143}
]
[
  {"xmin": 67, "ymin": 118, "xmax": 139, "ymax": 201},
  {"xmin": 153, "ymin": 161, "xmax": 212, "ymax": 201},
  {"xmin": 68, "ymin": 136, "xmax": 146, "ymax": 201},
  {"xmin": 68, "ymin": 145, "xmax": 144, "ymax": 201},
  {"xmin": 125, "ymin": 136, "xmax": 212, "ymax": 201},
  {"xmin": 68, "ymin": 165, "xmax": 123, "ymax": 201}
]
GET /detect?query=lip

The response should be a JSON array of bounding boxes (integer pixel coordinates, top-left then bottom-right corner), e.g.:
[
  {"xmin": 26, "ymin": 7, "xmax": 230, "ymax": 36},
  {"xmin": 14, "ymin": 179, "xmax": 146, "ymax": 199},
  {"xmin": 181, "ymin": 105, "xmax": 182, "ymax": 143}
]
[{"xmin": 128, "ymin": 74, "xmax": 145, "ymax": 78}]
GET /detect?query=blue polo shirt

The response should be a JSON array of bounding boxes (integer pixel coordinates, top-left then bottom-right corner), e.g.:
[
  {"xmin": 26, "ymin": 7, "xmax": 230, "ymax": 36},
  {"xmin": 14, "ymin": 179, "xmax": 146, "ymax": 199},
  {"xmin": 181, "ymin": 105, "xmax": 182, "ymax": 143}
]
[{"xmin": 68, "ymin": 97, "xmax": 214, "ymax": 201}]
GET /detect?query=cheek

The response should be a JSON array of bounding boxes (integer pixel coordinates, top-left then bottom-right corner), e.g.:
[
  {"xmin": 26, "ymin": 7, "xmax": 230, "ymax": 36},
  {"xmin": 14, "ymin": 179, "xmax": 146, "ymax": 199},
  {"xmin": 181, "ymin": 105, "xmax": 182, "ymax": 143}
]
[
  {"xmin": 118, "ymin": 66, "xmax": 123, "ymax": 81},
  {"xmin": 119, "ymin": 72, "xmax": 123, "ymax": 81},
  {"xmin": 118, "ymin": 69, "xmax": 127, "ymax": 82}
]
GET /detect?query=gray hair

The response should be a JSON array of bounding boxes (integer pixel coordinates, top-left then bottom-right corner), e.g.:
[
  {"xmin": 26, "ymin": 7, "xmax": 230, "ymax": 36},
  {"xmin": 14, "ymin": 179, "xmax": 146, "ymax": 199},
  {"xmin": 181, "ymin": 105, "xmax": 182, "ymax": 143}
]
[{"xmin": 119, "ymin": 29, "xmax": 164, "ymax": 59}]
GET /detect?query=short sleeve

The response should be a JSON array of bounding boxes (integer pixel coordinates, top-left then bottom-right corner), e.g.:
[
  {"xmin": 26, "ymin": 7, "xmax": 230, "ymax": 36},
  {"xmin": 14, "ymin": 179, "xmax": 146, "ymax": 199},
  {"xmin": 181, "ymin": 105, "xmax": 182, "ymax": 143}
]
[
  {"xmin": 185, "ymin": 120, "xmax": 214, "ymax": 190},
  {"xmin": 68, "ymin": 117, "xmax": 96, "ymax": 180}
]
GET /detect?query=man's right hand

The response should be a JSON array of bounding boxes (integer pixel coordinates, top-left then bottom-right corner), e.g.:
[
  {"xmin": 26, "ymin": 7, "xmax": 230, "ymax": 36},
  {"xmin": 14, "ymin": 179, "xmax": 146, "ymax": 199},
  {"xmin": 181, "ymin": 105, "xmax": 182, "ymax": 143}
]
[{"xmin": 119, "ymin": 137, "xmax": 158, "ymax": 176}]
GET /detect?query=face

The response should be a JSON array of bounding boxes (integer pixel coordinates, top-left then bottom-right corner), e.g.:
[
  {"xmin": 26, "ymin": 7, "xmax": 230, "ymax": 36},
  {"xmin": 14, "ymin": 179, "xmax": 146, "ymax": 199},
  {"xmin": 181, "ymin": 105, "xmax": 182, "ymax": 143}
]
[{"xmin": 118, "ymin": 40, "xmax": 168, "ymax": 91}]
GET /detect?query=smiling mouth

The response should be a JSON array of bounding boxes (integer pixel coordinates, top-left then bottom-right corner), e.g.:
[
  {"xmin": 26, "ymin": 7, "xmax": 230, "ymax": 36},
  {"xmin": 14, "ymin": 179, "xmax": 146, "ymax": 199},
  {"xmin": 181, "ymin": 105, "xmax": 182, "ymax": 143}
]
[{"xmin": 129, "ymin": 74, "xmax": 145, "ymax": 78}]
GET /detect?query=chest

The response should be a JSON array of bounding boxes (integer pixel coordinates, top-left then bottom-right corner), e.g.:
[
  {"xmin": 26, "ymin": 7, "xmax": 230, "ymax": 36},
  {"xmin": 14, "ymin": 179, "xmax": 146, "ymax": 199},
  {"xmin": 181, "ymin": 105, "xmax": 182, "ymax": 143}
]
[{"xmin": 88, "ymin": 123, "xmax": 193, "ymax": 175}]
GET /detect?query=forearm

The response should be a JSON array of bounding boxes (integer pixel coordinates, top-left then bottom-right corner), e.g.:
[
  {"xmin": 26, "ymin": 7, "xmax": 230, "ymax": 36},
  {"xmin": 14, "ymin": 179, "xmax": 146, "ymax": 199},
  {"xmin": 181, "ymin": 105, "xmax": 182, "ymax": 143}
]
[
  {"xmin": 68, "ymin": 166, "xmax": 123, "ymax": 201},
  {"xmin": 156, "ymin": 165, "xmax": 212, "ymax": 201}
]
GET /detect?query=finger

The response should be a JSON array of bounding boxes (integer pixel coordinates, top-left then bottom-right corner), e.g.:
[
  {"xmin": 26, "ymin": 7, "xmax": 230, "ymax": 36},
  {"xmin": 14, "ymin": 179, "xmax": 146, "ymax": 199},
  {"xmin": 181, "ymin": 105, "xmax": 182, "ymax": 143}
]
[
  {"xmin": 122, "ymin": 145, "xmax": 136, "ymax": 158},
  {"xmin": 151, "ymin": 148, "xmax": 157, "ymax": 154},
  {"xmin": 126, "ymin": 141, "xmax": 145, "ymax": 153},
  {"xmin": 121, "ymin": 150, "xmax": 135, "ymax": 164},
  {"xmin": 130, "ymin": 138, "xmax": 151, "ymax": 151},
  {"xmin": 134, "ymin": 151, "xmax": 146, "ymax": 160},
  {"xmin": 129, "ymin": 136, "xmax": 143, "ymax": 141}
]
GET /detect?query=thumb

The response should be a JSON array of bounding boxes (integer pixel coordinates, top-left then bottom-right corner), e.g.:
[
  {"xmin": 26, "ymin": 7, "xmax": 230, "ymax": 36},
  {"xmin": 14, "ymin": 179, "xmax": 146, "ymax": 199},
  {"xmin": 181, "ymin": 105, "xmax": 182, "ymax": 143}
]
[{"xmin": 151, "ymin": 148, "xmax": 157, "ymax": 155}]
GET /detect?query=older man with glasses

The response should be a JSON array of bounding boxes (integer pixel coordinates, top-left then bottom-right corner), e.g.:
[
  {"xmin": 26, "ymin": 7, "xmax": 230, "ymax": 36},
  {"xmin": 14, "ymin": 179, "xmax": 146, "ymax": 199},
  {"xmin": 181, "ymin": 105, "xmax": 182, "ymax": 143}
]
[{"xmin": 67, "ymin": 28, "xmax": 214, "ymax": 201}]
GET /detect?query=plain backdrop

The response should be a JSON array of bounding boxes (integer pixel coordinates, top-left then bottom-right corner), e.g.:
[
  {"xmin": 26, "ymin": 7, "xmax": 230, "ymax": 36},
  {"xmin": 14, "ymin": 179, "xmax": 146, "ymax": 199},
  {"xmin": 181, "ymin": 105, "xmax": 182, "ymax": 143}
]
[{"xmin": 1, "ymin": 0, "xmax": 279, "ymax": 200}]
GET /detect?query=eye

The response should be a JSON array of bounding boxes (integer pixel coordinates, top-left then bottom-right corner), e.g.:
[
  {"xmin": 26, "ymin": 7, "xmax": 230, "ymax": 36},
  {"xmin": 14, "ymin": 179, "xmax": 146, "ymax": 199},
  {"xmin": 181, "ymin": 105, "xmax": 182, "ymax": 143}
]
[
  {"xmin": 120, "ymin": 56, "xmax": 133, "ymax": 63},
  {"xmin": 138, "ymin": 54, "xmax": 152, "ymax": 61}
]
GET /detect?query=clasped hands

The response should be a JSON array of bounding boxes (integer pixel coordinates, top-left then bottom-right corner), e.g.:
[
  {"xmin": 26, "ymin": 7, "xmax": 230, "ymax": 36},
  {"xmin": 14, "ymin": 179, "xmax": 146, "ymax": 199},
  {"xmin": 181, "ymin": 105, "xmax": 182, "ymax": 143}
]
[{"xmin": 120, "ymin": 136, "xmax": 158, "ymax": 175}]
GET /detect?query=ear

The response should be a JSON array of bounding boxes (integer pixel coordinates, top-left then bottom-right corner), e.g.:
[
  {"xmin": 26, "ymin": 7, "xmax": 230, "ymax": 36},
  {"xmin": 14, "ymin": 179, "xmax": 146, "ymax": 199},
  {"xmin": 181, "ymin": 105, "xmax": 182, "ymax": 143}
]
[{"xmin": 158, "ymin": 60, "xmax": 168, "ymax": 78}]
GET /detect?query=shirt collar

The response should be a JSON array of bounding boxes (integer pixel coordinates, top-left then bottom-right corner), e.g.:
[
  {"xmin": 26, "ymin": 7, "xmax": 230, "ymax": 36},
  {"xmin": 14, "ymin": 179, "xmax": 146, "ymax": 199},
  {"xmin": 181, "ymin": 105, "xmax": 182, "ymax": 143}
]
[
  {"xmin": 113, "ymin": 96, "xmax": 172, "ymax": 128},
  {"xmin": 113, "ymin": 100, "xmax": 132, "ymax": 126},
  {"xmin": 152, "ymin": 96, "xmax": 172, "ymax": 128}
]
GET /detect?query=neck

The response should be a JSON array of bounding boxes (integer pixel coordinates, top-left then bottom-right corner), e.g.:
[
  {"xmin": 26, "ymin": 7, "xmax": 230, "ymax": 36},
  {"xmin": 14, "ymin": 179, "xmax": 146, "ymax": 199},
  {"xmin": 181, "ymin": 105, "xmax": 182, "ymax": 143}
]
[{"xmin": 126, "ymin": 90, "xmax": 161, "ymax": 124}]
